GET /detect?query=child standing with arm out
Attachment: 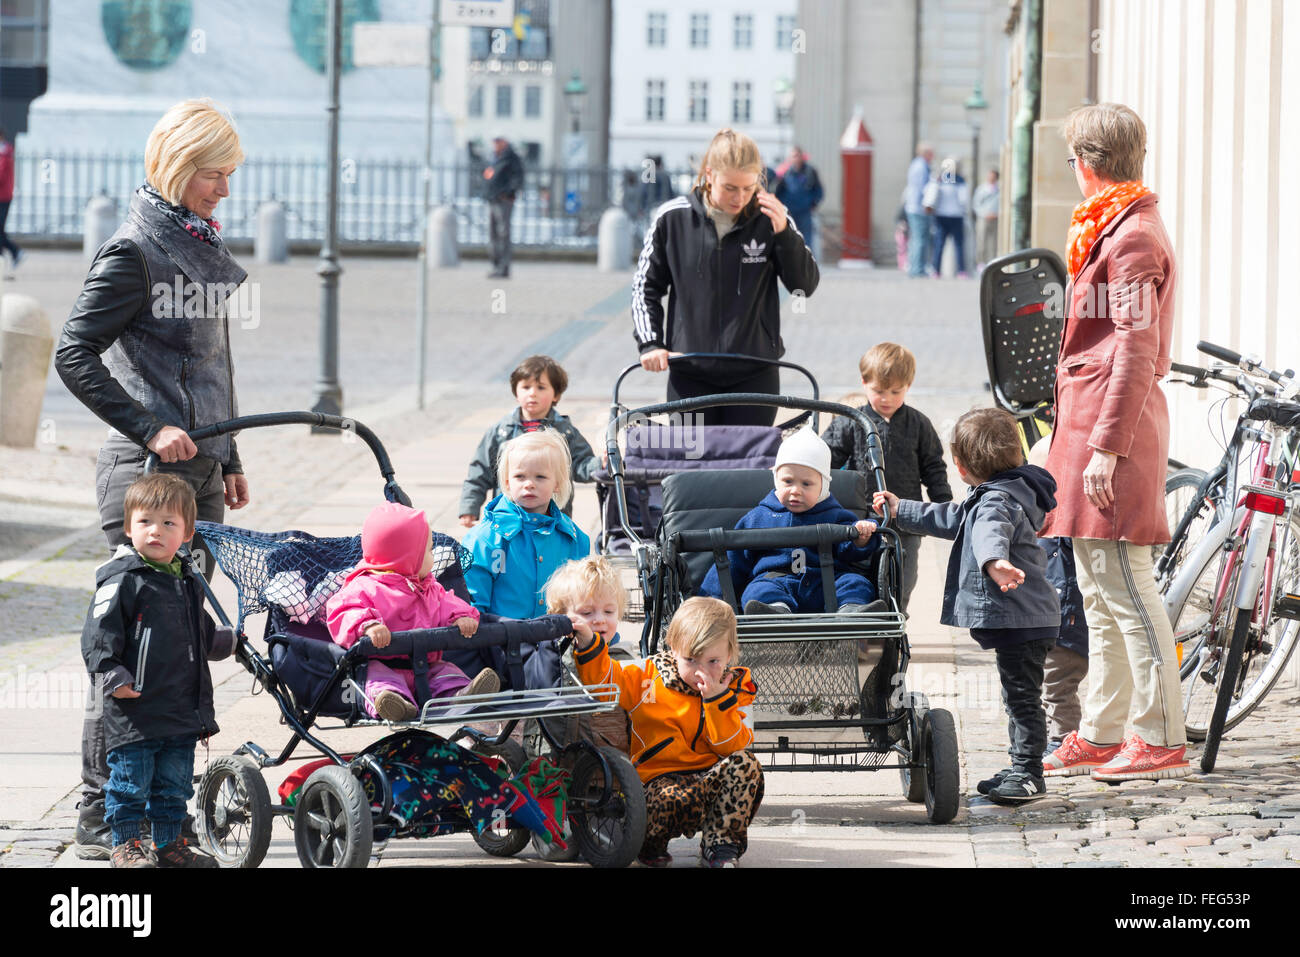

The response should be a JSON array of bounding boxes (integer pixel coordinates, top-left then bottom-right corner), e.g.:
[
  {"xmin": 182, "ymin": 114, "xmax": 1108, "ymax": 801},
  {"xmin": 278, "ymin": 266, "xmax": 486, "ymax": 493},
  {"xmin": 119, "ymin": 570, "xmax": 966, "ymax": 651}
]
[
  {"xmin": 81, "ymin": 474, "xmax": 233, "ymax": 868},
  {"xmin": 874, "ymin": 408, "xmax": 1060, "ymax": 804},
  {"xmin": 458, "ymin": 355, "xmax": 598, "ymax": 527},
  {"xmin": 823, "ymin": 342, "xmax": 952, "ymax": 612},
  {"xmin": 325, "ymin": 502, "xmax": 497, "ymax": 723},
  {"xmin": 570, "ymin": 596, "xmax": 763, "ymax": 867}
]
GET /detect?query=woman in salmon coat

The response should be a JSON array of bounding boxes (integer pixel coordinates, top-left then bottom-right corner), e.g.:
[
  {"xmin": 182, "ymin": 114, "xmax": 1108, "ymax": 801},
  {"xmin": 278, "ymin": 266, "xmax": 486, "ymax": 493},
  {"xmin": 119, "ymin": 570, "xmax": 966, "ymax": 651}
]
[{"xmin": 1039, "ymin": 103, "xmax": 1189, "ymax": 782}]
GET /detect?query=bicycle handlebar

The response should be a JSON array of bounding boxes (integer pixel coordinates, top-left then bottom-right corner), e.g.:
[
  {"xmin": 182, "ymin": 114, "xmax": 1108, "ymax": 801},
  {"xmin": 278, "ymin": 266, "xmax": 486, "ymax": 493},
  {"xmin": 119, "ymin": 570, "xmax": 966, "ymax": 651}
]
[{"xmin": 1197, "ymin": 340, "xmax": 1294, "ymax": 388}]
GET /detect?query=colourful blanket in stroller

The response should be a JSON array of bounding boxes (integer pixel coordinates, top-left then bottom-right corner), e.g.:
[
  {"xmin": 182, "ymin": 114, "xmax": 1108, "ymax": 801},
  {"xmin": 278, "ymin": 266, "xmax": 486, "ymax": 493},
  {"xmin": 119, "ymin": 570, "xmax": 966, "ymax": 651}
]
[{"xmin": 278, "ymin": 730, "xmax": 569, "ymax": 846}]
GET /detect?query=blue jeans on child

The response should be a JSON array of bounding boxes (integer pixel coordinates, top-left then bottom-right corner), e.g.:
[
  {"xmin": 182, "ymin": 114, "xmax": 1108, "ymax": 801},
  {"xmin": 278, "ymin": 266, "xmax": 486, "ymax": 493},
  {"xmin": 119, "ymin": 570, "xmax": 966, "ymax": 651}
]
[
  {"xmin": 741, "ymin": 571, "xmax": 875, "ymax": 611},
  {"xmin": 104, "ymin": 734, "xmax": 197, "ymax": 847}
]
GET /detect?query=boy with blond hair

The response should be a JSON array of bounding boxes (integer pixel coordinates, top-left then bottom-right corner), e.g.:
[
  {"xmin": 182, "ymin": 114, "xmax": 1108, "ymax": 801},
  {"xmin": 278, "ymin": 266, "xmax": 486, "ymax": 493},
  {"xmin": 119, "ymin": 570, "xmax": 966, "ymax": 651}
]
[{"xmin": 822, "ymin": 342, "xmax": 952, "ymax": 611}]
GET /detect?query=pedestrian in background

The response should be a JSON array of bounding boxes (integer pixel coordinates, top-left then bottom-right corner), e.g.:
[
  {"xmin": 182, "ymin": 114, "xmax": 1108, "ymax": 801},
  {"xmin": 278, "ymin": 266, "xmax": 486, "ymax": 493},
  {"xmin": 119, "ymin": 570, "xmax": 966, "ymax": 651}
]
[
  {"xmin": 632, "ymin": 154, "xmax": 676, "ymax": 241},
  {"xmin": 924, "ymin": 157, "xmax": 971, "ymax": 278},
  {"xmin": 484, "ymin": 134, "xmax": 524, "ymax": 278},
  {"xmin": 903, "ymin": 142, "xmax": 934, "ymax": 276},
  {"xmin": 973, "ymin": 168, "xmax": 1000, "ymax": 271},
  {"xmin": 773, "ymin": 145, "xmax": 824, "ymax": 259},
  {"xmin": 0, "ymin": 127, "xmax": 23, "ymax": 271}
]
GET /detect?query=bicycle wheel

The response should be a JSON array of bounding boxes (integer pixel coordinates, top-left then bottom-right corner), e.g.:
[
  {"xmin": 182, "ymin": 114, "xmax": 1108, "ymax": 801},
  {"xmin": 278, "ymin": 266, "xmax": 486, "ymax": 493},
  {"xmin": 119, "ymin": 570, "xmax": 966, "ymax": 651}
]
[
  {"xmin": 1207, "ymin": 515, "xmax": 1300, "ymax": 743},
  {"xmin": 1155, "ymin": 468, "xmax": 1214, "ymax": 591},
  {"xmin": 1177, "ymin": 544, "xmax": 1242, "ymax": 741},
  {"xmin": 1200, "ymin": 606, "xmax": 1252, "ymax": 772}
]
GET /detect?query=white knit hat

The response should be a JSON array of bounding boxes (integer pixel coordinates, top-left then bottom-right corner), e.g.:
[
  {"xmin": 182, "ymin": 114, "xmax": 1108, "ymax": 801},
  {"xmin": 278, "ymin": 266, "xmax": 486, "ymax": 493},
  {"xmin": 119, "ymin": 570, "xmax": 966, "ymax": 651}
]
[{"xmin": 773, "ymin": 427, "xmax": 833, "ymax": 502}]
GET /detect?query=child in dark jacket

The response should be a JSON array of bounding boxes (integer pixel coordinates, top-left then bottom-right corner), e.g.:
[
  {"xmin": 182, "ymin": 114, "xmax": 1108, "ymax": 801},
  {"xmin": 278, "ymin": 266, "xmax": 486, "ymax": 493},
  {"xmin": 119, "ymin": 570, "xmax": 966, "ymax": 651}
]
[
  {"xmin": 822, "ymin": 343, "xmax": 952, "ymax": 612},
  {"xmin": 874, "ymin": 408, "xmax": 1060, "ymax": 805},
  {"xmin": 458, "ymin": 355, "xmax": 598, "ymax": 526},
  {"xmin": 700, "ymin": 428, "xmax": 880, "ymax": 614},
  {"xmin": 80, "ymin": 474, "xmax": 234, "ymax": 868}
]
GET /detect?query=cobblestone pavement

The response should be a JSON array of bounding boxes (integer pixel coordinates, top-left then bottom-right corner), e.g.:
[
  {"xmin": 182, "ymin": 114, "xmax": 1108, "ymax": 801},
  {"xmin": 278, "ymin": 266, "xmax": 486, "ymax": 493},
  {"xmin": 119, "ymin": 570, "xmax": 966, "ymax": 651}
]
[{"xmin": 2, "ymin": 252, "xmax": 1296, "ymax": 868}]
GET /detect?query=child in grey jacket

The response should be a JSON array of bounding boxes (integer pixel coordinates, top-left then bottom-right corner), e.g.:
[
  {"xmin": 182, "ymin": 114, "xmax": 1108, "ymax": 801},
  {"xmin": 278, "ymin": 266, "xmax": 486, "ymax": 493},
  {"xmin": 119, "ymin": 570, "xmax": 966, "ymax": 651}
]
[{"xmin": 874, "ymin": 407, "xmax": 1059, "ymax": 805}]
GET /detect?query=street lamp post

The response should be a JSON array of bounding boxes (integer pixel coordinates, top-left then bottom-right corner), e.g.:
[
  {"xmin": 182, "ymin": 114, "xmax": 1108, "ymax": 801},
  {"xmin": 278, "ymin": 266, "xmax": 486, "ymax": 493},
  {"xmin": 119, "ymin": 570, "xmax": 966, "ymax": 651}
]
[
  {"xmin": 964, "ymin": 81, "xmax": 989, "ymax": 198},
  {"xmin": 311, "ymin": 0, "xmax": 343, "ymax": 426},
  {"xmin": 563, "ymin": 70, "xmax": 587, "ymax": 135}
]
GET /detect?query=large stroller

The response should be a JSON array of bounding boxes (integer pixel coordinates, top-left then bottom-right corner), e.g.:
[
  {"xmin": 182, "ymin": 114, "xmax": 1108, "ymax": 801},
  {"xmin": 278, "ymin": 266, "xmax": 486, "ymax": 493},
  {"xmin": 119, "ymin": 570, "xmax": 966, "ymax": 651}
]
[
  {"xmin": 168, "ymin": 412, "xmax": 646, "ymax": 868},
  {"xmin": 592, "ymin": 354, "xmax": 817, "ymax": 622},
  {"xmin": 602, "ymin": 388, "xmax": 961, "ymax": 824}
]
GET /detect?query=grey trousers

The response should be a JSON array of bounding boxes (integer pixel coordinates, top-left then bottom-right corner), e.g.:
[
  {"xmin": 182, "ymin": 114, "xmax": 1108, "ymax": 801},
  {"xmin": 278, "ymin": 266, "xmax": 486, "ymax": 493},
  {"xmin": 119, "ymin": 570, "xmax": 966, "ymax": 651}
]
[
  {"xmin": 1042, "ymin": 644, "xmax": 1088, "ymax": 741},
  {"xmin": 82, "ymin": 437, "xmax": 225, "ymax": 805},
  {"xmin": 897, "ymin": 531, "xmax": 922, "ymax": 615},
  {"xmin": 489, "ymin": 196, "xmax": 514, "ymax": 273}
]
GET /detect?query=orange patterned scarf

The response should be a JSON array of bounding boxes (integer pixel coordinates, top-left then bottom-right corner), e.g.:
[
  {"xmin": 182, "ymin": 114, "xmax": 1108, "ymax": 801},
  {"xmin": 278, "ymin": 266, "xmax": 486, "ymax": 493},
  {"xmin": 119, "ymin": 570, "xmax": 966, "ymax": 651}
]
[{"xmin": 1066, "ymin": 181, "xmax": 1152, "ymax": 279}]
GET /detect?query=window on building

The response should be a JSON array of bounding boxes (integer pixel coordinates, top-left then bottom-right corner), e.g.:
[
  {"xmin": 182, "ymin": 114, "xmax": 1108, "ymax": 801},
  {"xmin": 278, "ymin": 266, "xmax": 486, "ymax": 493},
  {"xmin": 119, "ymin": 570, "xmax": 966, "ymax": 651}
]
[
  {"xmin": 776, "ymin": 14, "xmax": 796, "ymax": 51},
  {"xmin": 688, "ymin": 79, "xmax": 709, "ymax": 123},
  {"xmin": 524, "ymin": 84, "xmax": 542, "ymax": 118},
  {"xmin": 732, "ymin": 81, "xmax": 752, "ymax": 124},
  {"xmin": 470, "ymin": 2, "xmax": 552, "ymax": 61},
  {"xmin": 496, "ymin": 84, "xmax": 513, "ymax": 118},
  {"xmin": 468, "ymin": 84, "xmax": 484, "ymax": 118},
  {"xmin": 646, "ymin": 11, "xmax": 666, "ymax": 47},
  {"xmin": 775, "ymin": 98, "xmax": 793, "ymax": 125},
  {"xmin": 689, "ymin": 12, "xmax": 709, "ymax": 49},
  {"xmin": 522, "ymin": 142, "xmax": 541, "ymax": 165},
  {"xmin": 0, "ymin": 0, "xmax": 49, "ymax": 66},
  {"xmin": 645, "ymin": 78, "xmax": 666, "ymax": 122},
  {"xmin": 733, "ymin": 13, "xmax": 753, "ymax": 49}
]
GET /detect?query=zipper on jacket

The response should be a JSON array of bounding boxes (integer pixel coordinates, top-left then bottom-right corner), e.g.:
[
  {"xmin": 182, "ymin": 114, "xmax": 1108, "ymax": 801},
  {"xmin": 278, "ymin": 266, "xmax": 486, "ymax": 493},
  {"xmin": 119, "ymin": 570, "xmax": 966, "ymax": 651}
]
[
  {"xmin": 180, "ymin": 356, "xmax": 195, "ymax": 429},
  {"xmin": 634, "ymin": 736, "xmax": 674, "ymax": 767},
  {"xmin": 691, "ymin": 697, "xmax": 707, "ymax": 751},
  {"xmin": 134, "ymin": 622, "xmax": 151, "ymax": 695}
]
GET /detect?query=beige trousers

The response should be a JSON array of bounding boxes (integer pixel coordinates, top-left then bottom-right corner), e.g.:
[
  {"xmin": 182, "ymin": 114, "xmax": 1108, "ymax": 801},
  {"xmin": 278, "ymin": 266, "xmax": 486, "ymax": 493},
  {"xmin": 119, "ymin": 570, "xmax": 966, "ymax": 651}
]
[{"xmin": 1072, "ymin": 538, "xmax": 1186, "ymax": 747}]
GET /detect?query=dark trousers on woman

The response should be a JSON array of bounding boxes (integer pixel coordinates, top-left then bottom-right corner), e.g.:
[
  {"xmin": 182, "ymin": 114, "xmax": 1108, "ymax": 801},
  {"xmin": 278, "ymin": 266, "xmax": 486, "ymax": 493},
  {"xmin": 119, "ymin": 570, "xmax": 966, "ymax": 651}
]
[
  {"xmin": 0, "ymin": 201, "xmax": 20, "ymax": 262},
  {"xmin": 666, "ymin": 364, "xmax": 780, "ymax": 427},
  {"xmin": 82, "ymin": 438, "xmax": 225, "ymax": 808},
  {"xmin": 931, "ymin": 215, "xmax": 966, "ymax": 275}
]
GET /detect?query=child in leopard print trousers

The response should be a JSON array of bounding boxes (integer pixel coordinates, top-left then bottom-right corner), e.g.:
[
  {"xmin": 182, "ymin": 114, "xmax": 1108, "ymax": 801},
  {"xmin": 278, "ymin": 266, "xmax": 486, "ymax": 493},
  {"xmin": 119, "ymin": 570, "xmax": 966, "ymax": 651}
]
[{"xmin": 571, "ymin": 596, "xmax": 764, "ymax": 867}]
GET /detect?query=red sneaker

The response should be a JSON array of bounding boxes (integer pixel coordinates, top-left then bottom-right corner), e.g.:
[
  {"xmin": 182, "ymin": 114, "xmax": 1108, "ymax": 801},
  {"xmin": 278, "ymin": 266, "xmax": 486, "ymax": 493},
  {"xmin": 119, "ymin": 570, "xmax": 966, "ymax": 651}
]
[
  {"xmin": 1042, "ymin": 730, "xmax": 1123, "ymax": 777},
  {"xmin": 1091, "ymin": 735, "xmax": 1191, "ymax": 782}
]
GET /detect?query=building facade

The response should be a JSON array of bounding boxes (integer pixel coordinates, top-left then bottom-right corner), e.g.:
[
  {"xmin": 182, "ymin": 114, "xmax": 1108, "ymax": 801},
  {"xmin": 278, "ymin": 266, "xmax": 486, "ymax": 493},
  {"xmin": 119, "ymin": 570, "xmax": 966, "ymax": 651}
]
[
  {"xmin": 608, "ymin": 0, "xmax": 797, "ymax": 174},
  {"xmin": 795, "ymin": 0, "xmax": 1010, "ymax": 264}
]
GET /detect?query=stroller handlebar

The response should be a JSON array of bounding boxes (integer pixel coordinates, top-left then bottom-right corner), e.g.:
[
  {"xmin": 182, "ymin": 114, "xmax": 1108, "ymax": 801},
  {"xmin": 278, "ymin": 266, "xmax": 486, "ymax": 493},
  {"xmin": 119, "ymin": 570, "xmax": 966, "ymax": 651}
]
[
  {"xmin": 674, "ymin": 523, "xmax": 870, "ymax": 554},
  {"xmin": 349, "ymin": 614, "xmax": 575, "ymax": 660},
  {"xmin": 612, "ymin": 352, "xmax": 821, "ymax": 410},
  {"xmin": 141, "ymin": 411, "xmax": 411, "ymax": 506}
]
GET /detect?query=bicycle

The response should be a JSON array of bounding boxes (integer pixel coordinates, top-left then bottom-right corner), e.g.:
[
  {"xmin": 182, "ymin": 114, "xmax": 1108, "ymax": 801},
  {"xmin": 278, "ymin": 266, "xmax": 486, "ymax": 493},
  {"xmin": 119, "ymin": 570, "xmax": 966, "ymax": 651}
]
[{"xmin": 1161, "ymin": 341, "xmax": 1300, "ymax": 772}]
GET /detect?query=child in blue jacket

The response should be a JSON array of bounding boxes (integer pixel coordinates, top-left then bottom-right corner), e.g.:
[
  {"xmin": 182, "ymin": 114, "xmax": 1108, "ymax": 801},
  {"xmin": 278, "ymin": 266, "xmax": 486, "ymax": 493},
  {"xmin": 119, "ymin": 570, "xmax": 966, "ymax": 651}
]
[
  {"xmin": 701, "ymin": 428, "xmax": 880, "ymax": 614},
  {"xmin": 452, "ymin": 429, "xmax": 591, "ymax": 690}
]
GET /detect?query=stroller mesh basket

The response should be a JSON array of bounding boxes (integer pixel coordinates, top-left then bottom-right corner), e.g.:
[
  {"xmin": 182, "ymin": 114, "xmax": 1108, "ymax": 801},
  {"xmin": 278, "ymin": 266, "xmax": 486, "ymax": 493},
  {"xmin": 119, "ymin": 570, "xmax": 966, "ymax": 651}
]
[
  {"xmin": 739, "ymin": 614, "xmax": 907, "ymax": 718},
  {"xmin": 195, "ymin": 521, "xmax": 471, "ymax": 631}
]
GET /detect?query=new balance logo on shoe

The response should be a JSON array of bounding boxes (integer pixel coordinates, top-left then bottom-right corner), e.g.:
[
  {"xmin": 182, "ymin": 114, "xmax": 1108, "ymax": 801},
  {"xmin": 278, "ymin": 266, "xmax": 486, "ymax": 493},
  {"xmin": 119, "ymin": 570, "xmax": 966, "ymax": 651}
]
[{"xmin": 742, "ymin": 240, "xmax": 767, "ymax": 264}]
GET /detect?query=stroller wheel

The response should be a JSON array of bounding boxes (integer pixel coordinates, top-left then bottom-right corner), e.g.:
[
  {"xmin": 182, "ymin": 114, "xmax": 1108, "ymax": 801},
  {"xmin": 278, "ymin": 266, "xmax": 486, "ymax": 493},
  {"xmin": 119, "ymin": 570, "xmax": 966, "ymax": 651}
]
[
  {"xmin": 470, "ymin": 739, "xmax": 532, "ymax": 858},
  {"xmin": 898, "ymin": 694, "xmax": 928, "ymax": 804},
  {"xmin": 197, "ymin": 755, "xmax": 272, "ymax": 869},
  {"xmin": 922, "ymin": 709, "xmax": 960, "ymax": 824},
  {"xmin": 568, "ymin": 746, "xmax": 646, "ymax": 868},
  {"xmin": 293, "ymin": 765, "xmax": 373, "ymax": 868}
]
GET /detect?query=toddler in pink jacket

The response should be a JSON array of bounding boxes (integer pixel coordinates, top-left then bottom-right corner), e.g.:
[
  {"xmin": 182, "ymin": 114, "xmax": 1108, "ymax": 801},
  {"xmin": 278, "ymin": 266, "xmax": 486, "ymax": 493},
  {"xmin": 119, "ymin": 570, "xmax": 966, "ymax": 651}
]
[{"xmin": 326, "ymin": 502, "xmax": 500, "ymax": 721}]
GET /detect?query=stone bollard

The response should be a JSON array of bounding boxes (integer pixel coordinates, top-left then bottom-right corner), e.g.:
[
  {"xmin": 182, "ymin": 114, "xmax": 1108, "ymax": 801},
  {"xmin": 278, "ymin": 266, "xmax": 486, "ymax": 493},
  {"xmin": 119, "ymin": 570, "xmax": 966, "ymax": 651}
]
[
  {"xmin": 427, "ymin": 206, "xmax": 459, "ymax": 268},
  {"xmin": 0, "ymin": 294, "xmax": 54, "ymax": 448},
  {"xmin": 83, "ymin": 196, "xmax": 117, "ymax": 260},
  {"xmin": 597, "ymin": 207, "xmax": 632, "ymax": 272},
  {"xmin": 255, "ymin": 200, "xmax": 289, "ymax": 263}
]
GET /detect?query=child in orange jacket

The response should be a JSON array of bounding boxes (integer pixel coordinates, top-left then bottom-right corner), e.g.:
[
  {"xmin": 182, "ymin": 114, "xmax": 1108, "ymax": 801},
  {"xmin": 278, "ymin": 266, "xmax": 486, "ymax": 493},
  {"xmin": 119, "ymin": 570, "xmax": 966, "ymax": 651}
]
[{"xmin": 570, "ymin": 596, "xmax": 763, "ymax": 867}]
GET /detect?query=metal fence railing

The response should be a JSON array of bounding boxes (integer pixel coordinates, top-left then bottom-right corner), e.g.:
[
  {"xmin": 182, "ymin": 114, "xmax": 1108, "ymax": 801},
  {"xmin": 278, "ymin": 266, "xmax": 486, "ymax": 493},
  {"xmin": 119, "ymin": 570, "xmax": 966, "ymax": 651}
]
[{"xmin": 7, "ymin": 152, "xmax": 696, "ymax": 250}]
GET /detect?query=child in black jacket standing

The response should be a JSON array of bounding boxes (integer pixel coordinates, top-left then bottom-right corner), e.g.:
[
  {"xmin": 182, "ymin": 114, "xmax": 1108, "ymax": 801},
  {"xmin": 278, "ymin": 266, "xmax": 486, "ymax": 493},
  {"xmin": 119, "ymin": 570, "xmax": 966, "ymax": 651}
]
[
  {"xmin": 823, "ymin": 342, "xmax": 952, "ymax": 612},
  {"xmin": 81, "ymin": 474, "xmax": 232, "ymax": 867}
]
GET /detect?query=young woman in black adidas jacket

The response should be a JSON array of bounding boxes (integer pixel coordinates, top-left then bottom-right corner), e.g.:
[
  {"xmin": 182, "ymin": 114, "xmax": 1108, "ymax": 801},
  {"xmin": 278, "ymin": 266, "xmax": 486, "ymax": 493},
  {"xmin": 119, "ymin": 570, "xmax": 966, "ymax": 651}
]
[{"xmin": 632, "ymin": 128, "xmax": 819, "ymax": 426}]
